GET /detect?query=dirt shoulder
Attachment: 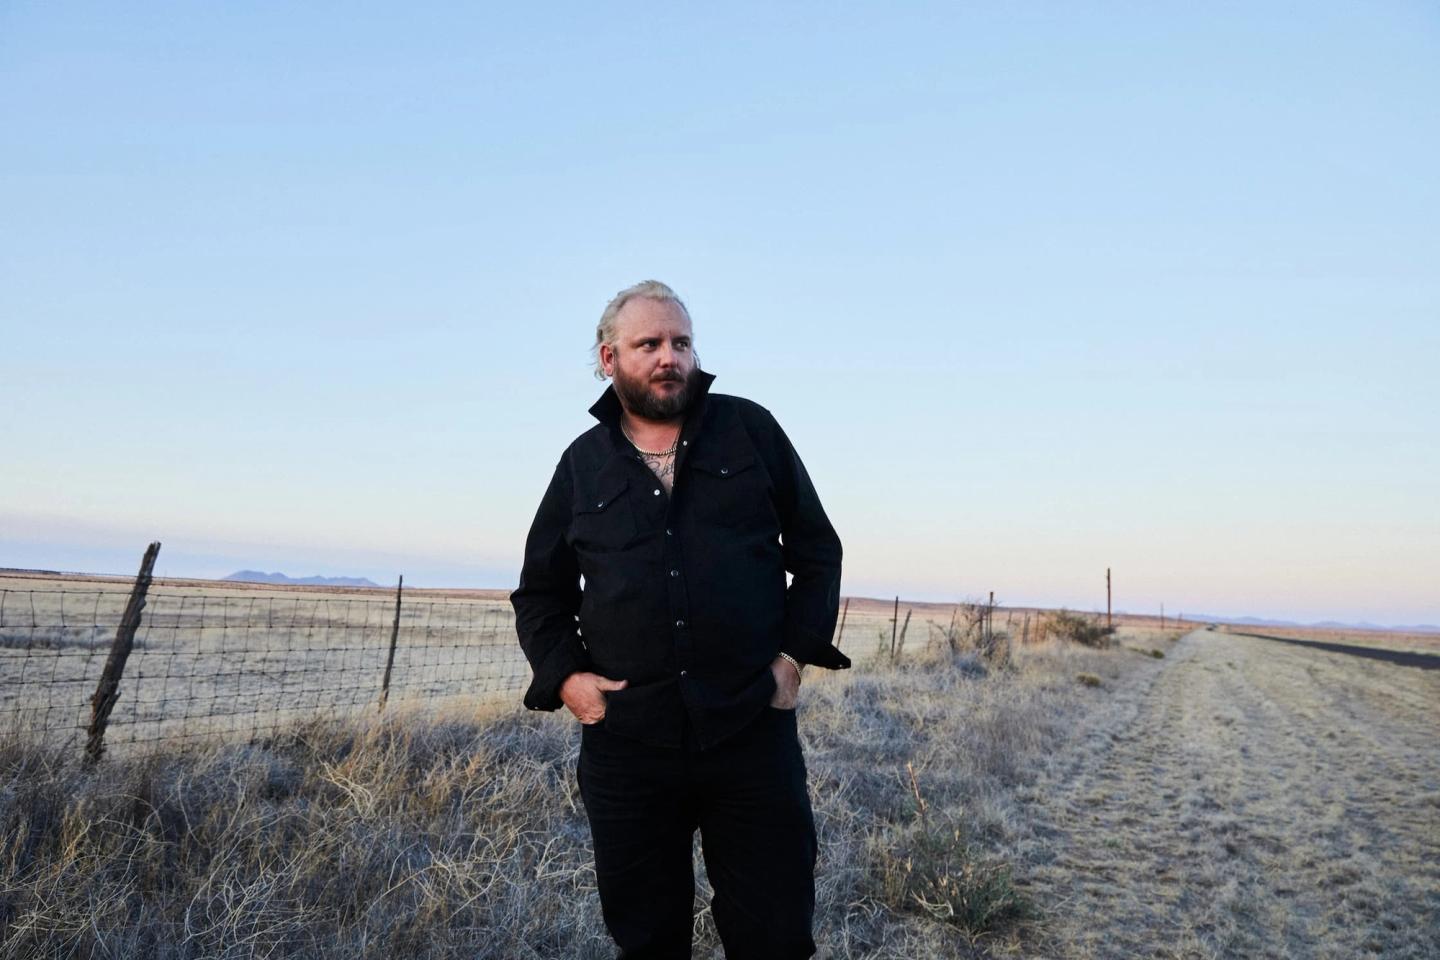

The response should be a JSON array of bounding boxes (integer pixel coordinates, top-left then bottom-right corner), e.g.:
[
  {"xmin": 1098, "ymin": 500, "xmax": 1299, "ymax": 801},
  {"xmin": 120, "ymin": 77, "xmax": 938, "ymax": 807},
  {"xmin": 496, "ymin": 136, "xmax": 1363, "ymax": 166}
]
[{"xmin": 1009, "ymin": 629, "xmax": 1440, "ymax": 959}]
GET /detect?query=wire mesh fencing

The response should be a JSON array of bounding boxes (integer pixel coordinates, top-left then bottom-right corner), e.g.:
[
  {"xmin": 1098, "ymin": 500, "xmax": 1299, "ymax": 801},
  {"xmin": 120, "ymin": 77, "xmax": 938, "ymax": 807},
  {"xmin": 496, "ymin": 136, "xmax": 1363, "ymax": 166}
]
[{"xmin": 0, "ymin": 579, "xmax": 527, "ymax": 759}]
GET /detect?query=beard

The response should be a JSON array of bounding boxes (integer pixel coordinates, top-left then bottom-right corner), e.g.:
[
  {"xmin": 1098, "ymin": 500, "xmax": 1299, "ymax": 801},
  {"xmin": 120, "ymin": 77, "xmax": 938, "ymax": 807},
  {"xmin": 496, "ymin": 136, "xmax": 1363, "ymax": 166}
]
[{"xmin": 611, "ymin": 362, "xmax": 702, "ymax": 421}]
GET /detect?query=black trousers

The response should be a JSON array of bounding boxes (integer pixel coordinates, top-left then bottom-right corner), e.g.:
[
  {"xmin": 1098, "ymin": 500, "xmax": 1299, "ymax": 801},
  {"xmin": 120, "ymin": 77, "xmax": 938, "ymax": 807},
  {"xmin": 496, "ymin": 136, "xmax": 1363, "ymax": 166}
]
[{"xmin": 576, "ymin": 705, "xmax": 818, "ymax": 959}]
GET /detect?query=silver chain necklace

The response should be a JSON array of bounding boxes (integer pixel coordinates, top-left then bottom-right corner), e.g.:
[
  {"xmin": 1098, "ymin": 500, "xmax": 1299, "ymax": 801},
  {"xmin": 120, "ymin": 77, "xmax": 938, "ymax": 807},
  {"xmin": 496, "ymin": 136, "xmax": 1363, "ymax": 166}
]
[{"xmin": 621, "ymin": 422, "xmax": 679, "ymax": 458}]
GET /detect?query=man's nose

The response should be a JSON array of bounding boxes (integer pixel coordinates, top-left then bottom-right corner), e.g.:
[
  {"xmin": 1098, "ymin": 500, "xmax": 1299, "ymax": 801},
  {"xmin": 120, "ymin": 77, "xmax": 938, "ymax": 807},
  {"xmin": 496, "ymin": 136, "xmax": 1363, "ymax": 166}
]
[{"xmin": 656, "ymin": 342, "xmax": 678, "ymax": 367}]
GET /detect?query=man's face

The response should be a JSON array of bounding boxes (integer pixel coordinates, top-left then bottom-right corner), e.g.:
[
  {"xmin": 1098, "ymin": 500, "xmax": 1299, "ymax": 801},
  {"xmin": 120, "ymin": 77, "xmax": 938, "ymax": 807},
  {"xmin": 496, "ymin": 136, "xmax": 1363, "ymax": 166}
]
[{"xmin": 601, "ymin": 297, "xmax": 700, "ymax": 421}]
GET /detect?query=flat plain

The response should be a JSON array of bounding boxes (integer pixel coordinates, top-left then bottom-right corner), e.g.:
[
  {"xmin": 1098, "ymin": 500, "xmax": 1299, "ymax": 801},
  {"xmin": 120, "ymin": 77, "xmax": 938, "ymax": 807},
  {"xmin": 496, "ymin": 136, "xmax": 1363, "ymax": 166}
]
[{"xmin": 2, "ymin": 570, "xmax": 1436, "ymax": 957}]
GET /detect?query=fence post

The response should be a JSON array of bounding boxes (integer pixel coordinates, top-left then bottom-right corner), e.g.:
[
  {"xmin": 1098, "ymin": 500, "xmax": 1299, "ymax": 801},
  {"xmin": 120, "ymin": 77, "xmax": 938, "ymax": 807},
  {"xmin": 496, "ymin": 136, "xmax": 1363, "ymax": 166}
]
[
  {"xmin": 1106, "ymin": 567, "xmax": 1113, "ymax": 630},
  {"xmin": 378, "ymin": 575, "xmax": 404, "ymax": 713},
  {"xmin": 835, "ymin": 597, "xmax": 849, "ymax": 648},
  {"xmin": 896, "ymin": 609, "xmax": 911, "ymax": 660},
  {"xmin": 86, "ymin": 541, "xmax": 160, "ymax": 765},
  {"xmin": 890, "ymin": 596, "xmax": 899, "ymax": 658},
  {"xmin": 987, "ymin": 591, "xmax": 995, "ymax": 642}
]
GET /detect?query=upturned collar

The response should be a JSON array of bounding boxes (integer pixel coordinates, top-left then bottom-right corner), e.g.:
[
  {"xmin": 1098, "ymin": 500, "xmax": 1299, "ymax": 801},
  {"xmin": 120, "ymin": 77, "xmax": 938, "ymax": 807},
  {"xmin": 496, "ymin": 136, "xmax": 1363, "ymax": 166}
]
[{"xmin": 588, "ymin": 369, "xmax": 718, "ymax": 442}]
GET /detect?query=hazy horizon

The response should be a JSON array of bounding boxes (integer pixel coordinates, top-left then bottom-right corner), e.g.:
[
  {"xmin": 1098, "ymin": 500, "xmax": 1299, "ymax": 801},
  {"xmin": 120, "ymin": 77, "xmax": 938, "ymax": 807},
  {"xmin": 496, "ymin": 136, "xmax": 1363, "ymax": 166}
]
[{"xmin": 2, "ymin": 524, "xmax": 1436, "ymax": 631}]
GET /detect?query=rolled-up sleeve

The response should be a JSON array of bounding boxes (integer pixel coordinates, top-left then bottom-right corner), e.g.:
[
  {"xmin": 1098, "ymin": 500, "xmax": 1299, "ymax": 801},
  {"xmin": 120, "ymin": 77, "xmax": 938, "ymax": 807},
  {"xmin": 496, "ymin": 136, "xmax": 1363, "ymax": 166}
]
[{"xmin": 511, "ymin": 457, "xmax": 591, "ymax": 710}]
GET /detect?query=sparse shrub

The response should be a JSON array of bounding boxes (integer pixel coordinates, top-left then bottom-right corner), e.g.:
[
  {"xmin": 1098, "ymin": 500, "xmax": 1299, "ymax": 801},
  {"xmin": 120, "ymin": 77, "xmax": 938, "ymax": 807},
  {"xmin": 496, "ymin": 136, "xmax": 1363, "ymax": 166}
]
[
  {"xmin": 873, "ymin": 817, "xmax": 1028, "ymax": 932},
  {"xmin": 868, "ymin": 764, "xmax": 1029, "ymax": 933},
  {"xmin": 1150, "ymin": 649, "xmax": 1165, "ymax": 659},
  {"xmin": 1076, "ymin": 673, "xmax": 1102, "ymax": 688},
  {"xmin": 1038, "ymin": 609, "xmax": 1115, "ymax": 648}
]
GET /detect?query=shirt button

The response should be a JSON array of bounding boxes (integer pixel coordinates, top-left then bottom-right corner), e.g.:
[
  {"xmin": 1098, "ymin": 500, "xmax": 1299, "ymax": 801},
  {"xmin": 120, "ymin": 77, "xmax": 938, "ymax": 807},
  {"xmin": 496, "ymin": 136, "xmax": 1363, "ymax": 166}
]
[
  {"xmin": 680, "ymin": 669, "xmax": 688, "ymax": 677},
  {"xmin": 670, "ymin": 569, "xmax": 679, "ymax": 577},
  {"xmin": 596, "ymin": 501, "xmax": 604, "ymax": 508},
  {"xmin": 653, "ymin": 488, "xmax": 660, "ymax": 496},
  {"xmin": 665, "ymin": 528, "xmax": 673, "ymax": 536},
  {"xmin": 720, "ymin": 467, "xmax": 729, "ymax": 475},
  {"xmin": 675, "ymin": 619, "xmax": 685, "ymax": 628},
  {"xmin": 681, "ymin": 440, "xmax": 688, "ymax": 446}
]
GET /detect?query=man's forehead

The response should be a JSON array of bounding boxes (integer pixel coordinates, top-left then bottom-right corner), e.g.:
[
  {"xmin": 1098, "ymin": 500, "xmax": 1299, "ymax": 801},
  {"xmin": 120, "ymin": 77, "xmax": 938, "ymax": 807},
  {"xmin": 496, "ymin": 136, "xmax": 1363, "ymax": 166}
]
[{"xmin": 615, "ymin": 297, "xmax": 692, "ymax": 336}]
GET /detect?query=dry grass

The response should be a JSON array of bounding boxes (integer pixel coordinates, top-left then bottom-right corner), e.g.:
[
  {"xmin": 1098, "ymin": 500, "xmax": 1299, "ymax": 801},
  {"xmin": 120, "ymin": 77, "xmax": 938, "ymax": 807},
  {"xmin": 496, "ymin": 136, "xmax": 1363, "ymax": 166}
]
[
  {"xmin": 1008, "ymin": 629, "xmax": 1440, "ymax": 959},
  {"xmin": 3, "ymin": 625, "xmax": 1435, "ymax": 958},
  {"xmin": 0, "ymin": 628, "xmax": 1086, "ymax": 958}
]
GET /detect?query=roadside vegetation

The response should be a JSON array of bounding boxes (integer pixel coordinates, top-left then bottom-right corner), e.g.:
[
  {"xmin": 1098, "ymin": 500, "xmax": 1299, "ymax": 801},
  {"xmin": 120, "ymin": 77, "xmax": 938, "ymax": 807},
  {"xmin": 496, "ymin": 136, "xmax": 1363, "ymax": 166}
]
[
  {"xmin": 2, "ymin": 625, "xmax": 1173, "ymax": 958},
  {"xmin": 1036, "ymin": 609, "xmax": 1115, "ymax": 648}
]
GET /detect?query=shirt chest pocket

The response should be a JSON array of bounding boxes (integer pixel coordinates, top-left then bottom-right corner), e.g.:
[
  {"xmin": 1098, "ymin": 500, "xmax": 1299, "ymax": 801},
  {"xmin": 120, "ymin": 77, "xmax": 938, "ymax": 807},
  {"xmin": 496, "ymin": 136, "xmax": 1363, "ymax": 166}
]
[
  {"xmin": 571, "ymin": 478, "xmax": 641, "ymax": 552},
  {"xmin": 688, "ymin": 453, "xmax": 773, "ymax": 528}
]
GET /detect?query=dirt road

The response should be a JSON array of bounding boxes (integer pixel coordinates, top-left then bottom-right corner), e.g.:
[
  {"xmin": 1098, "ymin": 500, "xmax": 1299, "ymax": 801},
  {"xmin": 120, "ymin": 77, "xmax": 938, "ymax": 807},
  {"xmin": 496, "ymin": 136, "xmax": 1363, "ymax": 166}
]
[{"xmin": 1013, "ymin": 629, "xmax": 1440, "ymax": 959}]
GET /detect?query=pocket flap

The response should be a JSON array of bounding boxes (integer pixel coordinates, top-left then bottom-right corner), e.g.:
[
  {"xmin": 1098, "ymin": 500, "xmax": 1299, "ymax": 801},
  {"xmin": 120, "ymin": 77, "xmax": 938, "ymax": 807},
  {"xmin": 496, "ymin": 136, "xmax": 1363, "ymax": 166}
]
[
  {"xmin": 689, "ymin": 452, "xmax": 757, "ymax": 478},
  {"xmin": 576, "ymin": 478, "xmax": 630, "ymax": 514}
]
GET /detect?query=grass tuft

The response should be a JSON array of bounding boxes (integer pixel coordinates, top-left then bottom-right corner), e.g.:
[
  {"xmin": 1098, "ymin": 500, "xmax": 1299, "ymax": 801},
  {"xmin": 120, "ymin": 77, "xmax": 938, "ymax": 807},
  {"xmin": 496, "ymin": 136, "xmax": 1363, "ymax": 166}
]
[
  {"xmin": 866, "ymin": 762, "xmax": 1030, "ymax": 934},
  {"xmin": 1039, "ymin": 609, "xmax": 1115, "ymax": 648}
]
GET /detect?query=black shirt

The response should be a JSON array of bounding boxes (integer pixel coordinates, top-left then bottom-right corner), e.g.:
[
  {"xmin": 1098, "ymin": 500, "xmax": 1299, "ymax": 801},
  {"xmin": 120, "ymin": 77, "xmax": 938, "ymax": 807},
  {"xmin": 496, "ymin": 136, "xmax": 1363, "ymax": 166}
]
[{"xmin": 510, "ymin": 369, "xmax": 849, "ymax": 750}]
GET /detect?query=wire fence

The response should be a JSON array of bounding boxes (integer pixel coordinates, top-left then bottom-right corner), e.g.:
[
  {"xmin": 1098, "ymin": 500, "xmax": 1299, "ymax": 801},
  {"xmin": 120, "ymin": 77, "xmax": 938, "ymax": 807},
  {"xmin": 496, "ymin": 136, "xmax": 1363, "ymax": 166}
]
[
  {"xmin": 3, "ymin": 552, "xmax": 1165, "ymax": 761},
  {"xmin": 1, "ymin": 573, "xmax": 525, "ymax": 759}
]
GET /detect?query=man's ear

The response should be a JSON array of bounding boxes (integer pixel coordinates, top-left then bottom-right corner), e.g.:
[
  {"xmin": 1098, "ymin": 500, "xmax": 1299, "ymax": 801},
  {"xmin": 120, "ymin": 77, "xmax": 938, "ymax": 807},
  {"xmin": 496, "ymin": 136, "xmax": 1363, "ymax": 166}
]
[{"xmin": 599, "ymin": 342, "xmax": 615, "ymax": 377}]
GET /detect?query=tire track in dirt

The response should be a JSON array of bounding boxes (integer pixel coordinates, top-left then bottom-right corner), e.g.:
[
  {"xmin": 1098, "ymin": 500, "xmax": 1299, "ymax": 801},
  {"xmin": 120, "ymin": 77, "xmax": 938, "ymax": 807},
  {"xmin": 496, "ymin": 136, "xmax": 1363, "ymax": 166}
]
[{"xmin": 1014, "ymin": 630, "xmax": 1440, "ymax": 959}]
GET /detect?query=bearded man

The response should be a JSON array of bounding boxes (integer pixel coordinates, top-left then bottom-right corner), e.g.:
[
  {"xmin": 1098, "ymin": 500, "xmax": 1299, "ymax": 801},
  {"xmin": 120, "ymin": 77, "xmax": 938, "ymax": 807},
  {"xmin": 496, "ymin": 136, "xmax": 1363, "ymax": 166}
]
[{"xmin": 511, "ymin": 280, "xmax": 848, "ymax": 959}]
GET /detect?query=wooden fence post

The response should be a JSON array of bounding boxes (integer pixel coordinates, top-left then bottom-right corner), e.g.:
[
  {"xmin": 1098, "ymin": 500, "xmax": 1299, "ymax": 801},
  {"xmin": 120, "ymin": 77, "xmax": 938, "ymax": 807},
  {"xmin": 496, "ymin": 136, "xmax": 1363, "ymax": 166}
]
[
  {"xmin": 86, "ymin": 541, "xmax": 160, "ymax": 765},
  {"xmin": 896, "ymin": 609, "xmax": 911, "ymax": 660},
  {"xmin": 835, "ymin": 597, "xmax": 849, "ymax": 648},
  {"xmin": 890, "ymin": 595, "xmax": 899, "ymax": 658},
  {"xmin": 1106, "ymin": 568, "xmax": 1113, "ymax": 630},
  {"xmin": 378, "ymin": 575, "xmax": 403, "ymax": 713}
]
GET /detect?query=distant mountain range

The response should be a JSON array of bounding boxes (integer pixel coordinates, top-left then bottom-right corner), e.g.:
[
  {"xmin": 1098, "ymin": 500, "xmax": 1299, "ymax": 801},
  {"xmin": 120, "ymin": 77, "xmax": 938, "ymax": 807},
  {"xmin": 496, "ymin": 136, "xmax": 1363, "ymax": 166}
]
[
  {"xmin": 1175, "ymin": 612, "xmax": 1440, "ymax": 634},
  {"xmin": 223, "ymin": 570, "xmax": 381, "ymax": 588}
]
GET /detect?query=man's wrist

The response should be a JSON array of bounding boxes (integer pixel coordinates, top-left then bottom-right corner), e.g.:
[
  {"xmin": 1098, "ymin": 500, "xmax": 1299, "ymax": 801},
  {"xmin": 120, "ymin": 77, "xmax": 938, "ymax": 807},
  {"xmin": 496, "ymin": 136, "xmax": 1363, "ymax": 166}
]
[{"xmin": 777, "ymin": 652, "xmax": 803, "ymax": 681}]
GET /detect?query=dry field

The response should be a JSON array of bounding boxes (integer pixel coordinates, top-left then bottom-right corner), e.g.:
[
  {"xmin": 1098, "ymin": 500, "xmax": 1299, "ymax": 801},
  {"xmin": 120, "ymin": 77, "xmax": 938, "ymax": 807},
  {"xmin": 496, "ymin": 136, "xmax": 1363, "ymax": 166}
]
[
  {"xmin": 1217, "ymin": 622, "xmax": 1440, "ymax": 656},
  {"xmin": 2, "ymin": 576, "xmax": 1436, "ymax": 958},
  {"xmin": 0, "ymin": 572, "xmax": 524, "ymax": 754}
]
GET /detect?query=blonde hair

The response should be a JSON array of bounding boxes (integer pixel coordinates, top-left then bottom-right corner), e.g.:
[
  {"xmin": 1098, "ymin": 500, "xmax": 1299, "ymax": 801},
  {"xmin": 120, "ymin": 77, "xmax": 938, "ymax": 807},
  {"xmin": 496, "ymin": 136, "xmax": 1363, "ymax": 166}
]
[{"xmin": 592, "ymin": 280, "xmax": 692, "ymax": 380}]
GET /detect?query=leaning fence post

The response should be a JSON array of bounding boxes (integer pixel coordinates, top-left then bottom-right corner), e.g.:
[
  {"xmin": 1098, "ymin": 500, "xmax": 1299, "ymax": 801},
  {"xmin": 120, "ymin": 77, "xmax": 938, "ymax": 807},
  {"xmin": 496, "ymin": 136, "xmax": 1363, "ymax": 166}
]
[
  {"xmin": 378, "ymin": 575, "xmax": 403, "ymax": 713},
  {"xmin": 835, "ymin": 597, "xmax": 849, "ymax": 648},
  {"xmin": 890, "ymin": 595, "xmax": 899, "ymax": 658},
  {"xmin": 86, "ymin": 541, "xmax": 160, "ymax": 765}
]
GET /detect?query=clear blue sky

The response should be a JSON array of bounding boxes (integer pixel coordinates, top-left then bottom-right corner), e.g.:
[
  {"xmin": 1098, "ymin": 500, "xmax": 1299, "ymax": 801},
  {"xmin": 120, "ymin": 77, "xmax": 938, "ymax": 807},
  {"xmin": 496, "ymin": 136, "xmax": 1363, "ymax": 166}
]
[{"xmin": 3, "ymin": 2, "xmax": 1437, "ymax": 625}]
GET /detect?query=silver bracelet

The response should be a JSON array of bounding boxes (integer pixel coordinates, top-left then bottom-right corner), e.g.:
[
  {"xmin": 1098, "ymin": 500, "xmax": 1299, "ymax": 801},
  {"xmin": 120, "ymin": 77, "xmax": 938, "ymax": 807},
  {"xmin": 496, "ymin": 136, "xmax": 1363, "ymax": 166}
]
[{"xmin": 778, "ymin": 652, "xmax": 804, "ymax": 679}]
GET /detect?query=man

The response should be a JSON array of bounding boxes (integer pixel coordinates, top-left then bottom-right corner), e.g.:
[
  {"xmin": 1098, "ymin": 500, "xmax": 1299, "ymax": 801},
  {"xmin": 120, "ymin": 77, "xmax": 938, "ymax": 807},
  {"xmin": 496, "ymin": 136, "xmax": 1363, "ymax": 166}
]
[{"xmin": 511, "ymin": 280, "xmax": 849, "ymax": 959}]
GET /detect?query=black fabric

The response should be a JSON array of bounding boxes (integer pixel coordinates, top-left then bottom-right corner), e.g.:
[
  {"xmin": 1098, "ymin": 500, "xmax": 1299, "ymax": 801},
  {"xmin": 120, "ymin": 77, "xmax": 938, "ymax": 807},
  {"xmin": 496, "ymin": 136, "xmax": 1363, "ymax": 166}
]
[
  {"xmin": 577, "ymin": 706, "xmax": 818, "ymax": 959},
  {"xmin": 512, "ymin": 369, "xmax": 849, "ymax": 750}
]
